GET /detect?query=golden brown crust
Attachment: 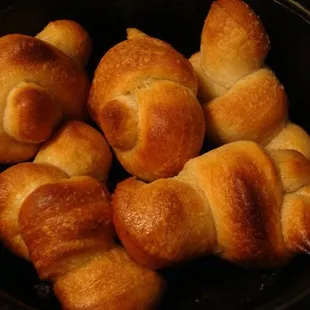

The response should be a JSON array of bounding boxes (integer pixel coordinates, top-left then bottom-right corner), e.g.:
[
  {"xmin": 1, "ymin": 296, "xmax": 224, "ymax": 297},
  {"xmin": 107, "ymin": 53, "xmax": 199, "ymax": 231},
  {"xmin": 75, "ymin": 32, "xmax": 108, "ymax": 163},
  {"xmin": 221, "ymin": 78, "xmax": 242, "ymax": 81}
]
[
  {"xmin": 282, "ymin": 186, "xmax": 310, "ymax": 254},
  {"xmin": 203, "ymin": 68, "xmax": 288, "ymax": 145},
  {"xmin": 189, "ymin": 52, "xmax": 227, "ymax": 102},
  {"xmin": 181, "ymin": 141, "xmax": 290, "ymax": 267},
  {"xmin": 189, "ymin": 0, "xmax": 310, "ymax": 158},
  {"xmin": 54, "ymin": 247, "xmax": 165, "ymax": 310},
  {"xmin": 200, "ymin": 0, "xmax": 269, "ymax": 88},
  {"xmin": 88, "ymin": 30, "xmax": 198, "ymax": 113},
  {"xmin": 112, "ymin": 80, "xmax": 205, "ymax": 181},
  {"xmin": 14, "ymin": 168, "xmax": 165, "ymax": 308},
  {"xmin": 0, "ymin": 28, "xmax": 90, "ymax": 163},
  {"xmin": 271, "ymin": 150, "xmax": 310, "ymax": 255},
  {"xmin": 19, "ymin": 176, "xmax": 114, "ymax": 280},
  {"xmin": 88, "ymin": 29, "xmax": 205, "ymax": 181},
  {"xmin": 3, "ymin": 82, "xmax": 62, "ymax": 143},
  {"xmin": 113, "ymin": 141, "xmax": 295, "ymax": 269},
  {"xmin": 34, "ymin": 121, "xmax": 112, "ymax": 181},
  {"xmin": 113, "ymin": 177, "xmax": 216, "ymax": 269},
  {"xmin": 267, "ymin": 149, "xmax": 310, "ymax": 193},
  {"xmin": 36, "ymin": 20, "xmax": 92, "ymax": 67},
  {"xmin": 98, "ymin": 97, "xmax": 139, "ymax": 150},
  {"xmin": 0, "ymin": 163, "xmax": 68, "ymax": 258},
  {"xmin": 0, "ymin": 132, "xmax": 39, "ymax": 164},
  {"xmin": 266, "ymin": 122, "xmax": 310, "ymax": 160},
  {"xmin": 0, "ymin": 34, "xmax": 89, "ymax": 118},
  {"xmin": 126, "ymin": 28, "xmax": 147, "ymax": 39}
]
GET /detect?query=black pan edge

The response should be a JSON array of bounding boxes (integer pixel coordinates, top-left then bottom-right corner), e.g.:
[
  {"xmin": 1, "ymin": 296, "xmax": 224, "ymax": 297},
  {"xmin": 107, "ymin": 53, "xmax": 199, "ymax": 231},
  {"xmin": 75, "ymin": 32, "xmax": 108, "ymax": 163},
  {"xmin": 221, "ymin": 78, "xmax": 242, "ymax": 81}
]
[
  {"xmin": 273, "ymin": 0, "xmax": 310, "ymax": 23},
  {"xmin": 0, "ymin": 290, "xmax": 34, "ymax": 310}
]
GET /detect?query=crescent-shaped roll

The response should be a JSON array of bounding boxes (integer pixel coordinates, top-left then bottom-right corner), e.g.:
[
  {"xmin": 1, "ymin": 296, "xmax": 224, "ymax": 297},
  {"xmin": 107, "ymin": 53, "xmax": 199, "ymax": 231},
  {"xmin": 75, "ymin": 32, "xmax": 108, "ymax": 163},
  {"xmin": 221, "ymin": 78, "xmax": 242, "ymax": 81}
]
[
  {"xmin": 0, "ymin": 20, "xmax": 91, "ymax": 164},
  {"xmin": 0, "ymin": 120, "xmax": 112, "ymax": 259},
  {"xmin": 113, "ymin": 141, "xmax": 310, "ymax": 270},
  {"xmin": 189, "ymin": 0, "xmax": 310, "ymax": 159},
  {"xmin": 19, "ymin": 176, "xmax": 165, "ymax": 309},
  {"xmin": 88, "ymin": 28, "xmax": 205, "ymax": 181}
]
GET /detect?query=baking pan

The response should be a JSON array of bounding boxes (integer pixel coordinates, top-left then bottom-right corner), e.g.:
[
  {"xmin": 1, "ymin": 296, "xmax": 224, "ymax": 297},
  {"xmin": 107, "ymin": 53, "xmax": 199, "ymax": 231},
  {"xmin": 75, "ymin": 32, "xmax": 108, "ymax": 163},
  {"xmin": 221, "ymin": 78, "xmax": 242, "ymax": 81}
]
[{"xmin": 1, "ymin": 0, "xmax": 310, "ymax": 309}]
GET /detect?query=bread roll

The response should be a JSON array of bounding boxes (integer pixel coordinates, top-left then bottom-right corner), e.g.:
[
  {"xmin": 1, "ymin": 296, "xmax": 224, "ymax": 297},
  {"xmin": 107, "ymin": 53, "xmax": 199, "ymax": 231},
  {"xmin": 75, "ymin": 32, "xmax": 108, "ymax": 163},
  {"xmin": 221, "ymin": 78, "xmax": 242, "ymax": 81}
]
[
  {"xmin": 190, "ymin": 0, "xmax": 310, "ymax": 159},
  {"xmin": 0, "ymin": 120, "xmax": 112, "ymax": 258},
  {"xmin": 113, "ymin": 141, "xmax": 310, "ymax": 269},
  {"xmin": 0, "ymin": 20, "xmax": 91, "ymax": 164},
  {"xmin": 19, "ymin": 176, "xmax": 165, "ymax": 309},
  {"xmin": 88, "ymin": 28, "xmax": 205, "ymax": 181}
]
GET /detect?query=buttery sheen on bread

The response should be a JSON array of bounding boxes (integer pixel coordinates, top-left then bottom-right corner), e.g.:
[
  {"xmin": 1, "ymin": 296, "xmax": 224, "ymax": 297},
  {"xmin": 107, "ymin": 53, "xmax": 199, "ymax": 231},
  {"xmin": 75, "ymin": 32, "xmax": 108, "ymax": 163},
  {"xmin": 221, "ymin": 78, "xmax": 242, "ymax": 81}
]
[
  {"xmin": 0, "ymin": 163, "xmax": 67, "ymax": 258},
  {"xmin": 0, "ymin": 120, "xmax": 112, "ymax": 259},
  {"xmin": 0, "ymin": 122, "xmax": 164, "ymax": 309},
  {"xmin": 88, "ymin": 28, "xmax": 205, "ymax": 181},
  {"xmin": 190, "ymin": 0, "xmax": 310, "ymax": 159},
  {"xmin": 113, "ymin": 141, "xmax": 310, "ymax": 269},
  {"xmin": 19, "ymin": 176, "xmax": 165, "ymax": 310},
  {"xmin": 0, "ymin": 20, "xmax": 91, "ymax": 164},
  {"xmin": 34, "ymin": 120, "xmax": 112, "ymax": 182}
]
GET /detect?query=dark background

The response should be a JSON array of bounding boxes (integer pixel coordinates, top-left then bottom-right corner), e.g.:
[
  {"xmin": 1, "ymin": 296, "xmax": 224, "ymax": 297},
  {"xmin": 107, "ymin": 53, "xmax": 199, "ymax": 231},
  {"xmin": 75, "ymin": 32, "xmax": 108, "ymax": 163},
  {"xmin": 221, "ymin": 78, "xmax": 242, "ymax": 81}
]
[
  {"xmin": 1, "ymin": 0, "xmax": 310, "ymax": 310},
  {"xmin": 300, "ymin": 0, "xmax": 308, "ymax": 8}
]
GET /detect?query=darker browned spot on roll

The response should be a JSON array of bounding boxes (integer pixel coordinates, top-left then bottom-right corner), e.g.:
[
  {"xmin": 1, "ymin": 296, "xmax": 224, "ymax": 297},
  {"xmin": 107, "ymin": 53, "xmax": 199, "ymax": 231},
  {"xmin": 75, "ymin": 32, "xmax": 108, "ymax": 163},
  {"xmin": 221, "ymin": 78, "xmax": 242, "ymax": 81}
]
[
  {"xmin": 222, "ymin": 167, "xmax": 284, "ymax": 267},
  {"xmin": 100, "ymin": 99, "xmax": 138, "ymax": 150},
  {"xmin": 10, "ymin": 35, "xmax": 58, "ymax": 65},
  {"xmin": 230, "ymin": 172, "xmax": 268, "ymax": 240}
]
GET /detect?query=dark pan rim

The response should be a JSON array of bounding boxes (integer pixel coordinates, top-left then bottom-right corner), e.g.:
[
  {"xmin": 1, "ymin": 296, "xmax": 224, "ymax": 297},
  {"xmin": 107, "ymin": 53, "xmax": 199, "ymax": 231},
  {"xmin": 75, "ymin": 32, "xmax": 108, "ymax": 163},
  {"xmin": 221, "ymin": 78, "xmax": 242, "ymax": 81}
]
[
  {"xmin": 273, "ymin": 0, "xmax": 310, "ymax": 24},
  {"xmin": 0, "ymin": 290, "xmax": 34, "ymax": 310}
]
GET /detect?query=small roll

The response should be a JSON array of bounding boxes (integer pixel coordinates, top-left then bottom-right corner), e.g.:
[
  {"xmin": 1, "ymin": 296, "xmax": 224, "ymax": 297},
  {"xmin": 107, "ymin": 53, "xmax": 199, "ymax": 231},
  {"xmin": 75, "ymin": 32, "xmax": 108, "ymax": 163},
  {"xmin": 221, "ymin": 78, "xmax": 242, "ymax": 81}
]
[
  {"xmin": 34, "ymin": 121, "xmax": 113, "ymax": 181},
  {"xmin": 17, "ymin": 174, "xmax": 165, "ymax": 309},
  {"xmin": 189, "ymin": 0, "xmax": 310, "ymax": 161},
  {"xmin": 0, "ymin": 20, "xmax": 91, "ymax": 164},
  {"xmin": 88, "ymin": 28, "xmax": 205, "ymax": 181}
]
